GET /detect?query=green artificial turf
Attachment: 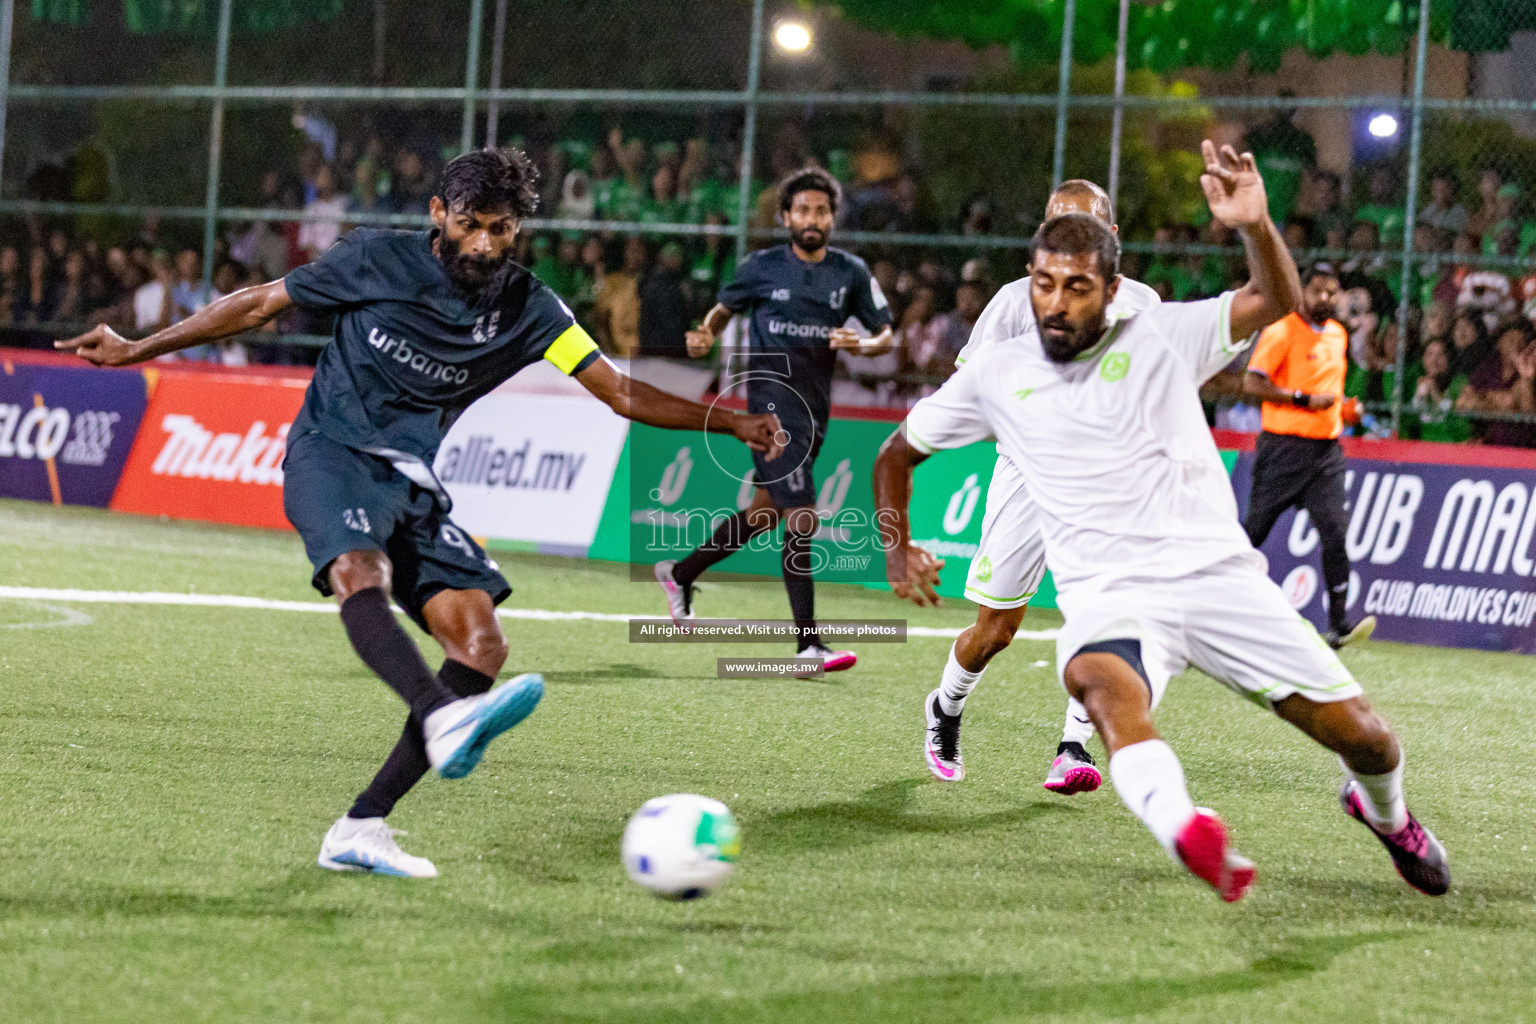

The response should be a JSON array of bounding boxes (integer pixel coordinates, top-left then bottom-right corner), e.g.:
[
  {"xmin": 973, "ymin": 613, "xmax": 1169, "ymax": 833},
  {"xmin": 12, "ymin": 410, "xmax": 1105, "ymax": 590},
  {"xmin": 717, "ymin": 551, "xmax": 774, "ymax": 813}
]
[{"xmin": 1, "ymin": 498, "xmax": 1533, "ymax": 1023}]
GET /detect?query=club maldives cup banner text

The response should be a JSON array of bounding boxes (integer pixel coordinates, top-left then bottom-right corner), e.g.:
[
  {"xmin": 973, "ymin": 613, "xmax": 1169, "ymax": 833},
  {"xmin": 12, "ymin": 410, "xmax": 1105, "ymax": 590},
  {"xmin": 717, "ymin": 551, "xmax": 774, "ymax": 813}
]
[{"xmin": 1230, "ymin": 447, "xmax": 1536, "ymax": 653}]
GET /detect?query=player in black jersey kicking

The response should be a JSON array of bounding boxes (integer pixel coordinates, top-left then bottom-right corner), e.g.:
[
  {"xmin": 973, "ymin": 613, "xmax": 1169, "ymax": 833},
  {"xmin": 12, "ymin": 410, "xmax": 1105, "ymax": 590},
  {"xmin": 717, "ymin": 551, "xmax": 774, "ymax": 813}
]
[
  {"xmin": 655, "ymin": 168, "xmax": 894, "ymax": 677},
  {"xmin": 60, "ymin": 148, "xmax": 782, "ymax": 877}
]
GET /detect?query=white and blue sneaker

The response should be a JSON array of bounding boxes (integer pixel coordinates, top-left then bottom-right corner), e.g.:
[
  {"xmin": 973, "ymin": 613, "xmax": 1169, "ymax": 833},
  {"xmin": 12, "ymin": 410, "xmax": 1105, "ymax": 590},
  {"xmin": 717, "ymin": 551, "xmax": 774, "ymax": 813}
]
[
  {"xmin": 318, "ymin": 815, "xmax": 437, "ymax": 878},
  {"xmin": 424, "ymin": 673, "xmax": 544, "ymax": 779}
]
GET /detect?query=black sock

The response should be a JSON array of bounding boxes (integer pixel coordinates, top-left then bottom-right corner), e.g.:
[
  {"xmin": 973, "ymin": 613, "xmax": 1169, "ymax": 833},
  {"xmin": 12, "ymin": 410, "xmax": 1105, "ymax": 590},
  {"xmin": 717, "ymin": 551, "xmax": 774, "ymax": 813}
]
[
  {"xmin": 1327, "ymin": 582, "xmax": 1351, "ymax": 632},
  {"xmin": 673, "ymin": 511, "xmax": 758, "ymax": 589},
  {"xmin": 348, "ymin": 659, "xmax": 495, "ymax": 820},
  {"xmin": 782, "ymin": 529, "xmax": 820, "ymax": 650},
  {"xmin": 338, "ymin": 587, "xmax": 455, "ymax": 720}
]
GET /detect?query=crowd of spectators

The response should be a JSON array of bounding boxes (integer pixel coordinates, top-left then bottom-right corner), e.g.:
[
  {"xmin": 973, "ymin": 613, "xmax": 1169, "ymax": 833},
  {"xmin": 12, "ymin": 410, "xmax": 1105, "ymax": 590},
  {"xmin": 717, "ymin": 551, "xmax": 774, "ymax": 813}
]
[{"xmin": 5, "ymin": 114, "xmax": 1536, "ymax": 447}]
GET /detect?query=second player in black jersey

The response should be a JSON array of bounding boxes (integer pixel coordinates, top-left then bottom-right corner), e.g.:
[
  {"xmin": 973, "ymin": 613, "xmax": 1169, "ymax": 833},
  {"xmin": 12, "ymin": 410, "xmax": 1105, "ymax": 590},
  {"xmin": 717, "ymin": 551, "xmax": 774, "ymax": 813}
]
[
  {"xmin": 655, "ymin": 168, "xmax": 894, "ymax": 675},
  {"xmin": 60, "ymin": 148, "xmax": 783, "ymax": 877}
]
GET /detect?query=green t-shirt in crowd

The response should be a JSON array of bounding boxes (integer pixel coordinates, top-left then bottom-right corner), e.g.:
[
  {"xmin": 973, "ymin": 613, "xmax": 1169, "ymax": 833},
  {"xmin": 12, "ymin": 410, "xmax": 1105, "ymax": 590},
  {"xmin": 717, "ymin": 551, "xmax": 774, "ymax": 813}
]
[
  {"xmin": 686, "ymin": 178, "xmax": 732, "ymax": 223},
  {"xmin": 1413, "ymin": 375, "xmax": 1473, "ymax": 443},
  {"xmin": 637, "ymin": 197, "xmax": 686, "ymax": 237},
  {"xmin": 1245, "ymin": 115, "xmax": 1316, "ymax": 226},
  {"xmin": 1355, "ymin": 204, "xmax": 1405, "ymax": 246},
  {"xmin": 1144, "ymin": 257, "xmax": 1198, "ymax": 301},
  {"xmin": 598, "ymin": 179, "xmax": 645, "ymax": 223},
  {"xmin": 689, "ymin": 247, "xmax": 737, "ymax": 295},
  {"xmin": 1480, "ymin": 219, "xmax": 1536, "ymax": 260}
]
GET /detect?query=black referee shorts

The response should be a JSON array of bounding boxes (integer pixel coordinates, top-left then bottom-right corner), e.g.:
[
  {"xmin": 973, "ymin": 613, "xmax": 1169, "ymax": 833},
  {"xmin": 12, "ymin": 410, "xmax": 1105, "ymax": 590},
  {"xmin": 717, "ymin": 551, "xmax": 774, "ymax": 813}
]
[{"xmin": 1244, "ymin": 430, "xmax": 1348, "ymax": 550}]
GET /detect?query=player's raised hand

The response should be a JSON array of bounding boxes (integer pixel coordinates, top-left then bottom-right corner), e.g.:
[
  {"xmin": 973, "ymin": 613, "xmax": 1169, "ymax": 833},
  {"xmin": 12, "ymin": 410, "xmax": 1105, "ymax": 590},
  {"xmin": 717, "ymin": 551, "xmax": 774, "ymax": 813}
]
[
  {"xmin": 55, "ymin": 324, "xmax": 142, "ymax": 367},
  {"xmin": 731, "ymin": 411, "xmax": 786, "ymax": 461},
  {"xmin": 685, "ymin": 326, "xmax": 714, "ymax": 358},
  {"xmin": 889, "ymin": 542, "xmax": 945, "ymax": 608},
  {"xmin": 1199, "ymin": 140, "xmax": 1268, "ymax": 229}
]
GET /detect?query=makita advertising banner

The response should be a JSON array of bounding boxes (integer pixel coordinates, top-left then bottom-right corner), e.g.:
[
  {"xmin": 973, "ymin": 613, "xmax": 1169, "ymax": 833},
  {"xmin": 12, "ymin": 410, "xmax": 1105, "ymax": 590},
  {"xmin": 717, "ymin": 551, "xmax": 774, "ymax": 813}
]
[
  {"xmin": 110, "ymin": 371, "xmax": 307, "ymax": 529},
  {"xmin": 1230, "ymin": 450, "xmax": 1536, "ymax": 653},
  {"xmin": 0, "ymin": 360, "xmax": 148, "ymax": 507},
  {"xmin": 433, "ymin": 391, "xmax": 629, "ymax": 552}
]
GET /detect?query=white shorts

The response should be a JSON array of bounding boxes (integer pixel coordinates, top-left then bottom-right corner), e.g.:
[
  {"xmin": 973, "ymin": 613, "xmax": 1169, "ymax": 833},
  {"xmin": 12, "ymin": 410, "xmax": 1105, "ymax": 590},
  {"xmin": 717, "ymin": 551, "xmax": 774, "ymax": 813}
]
[
  {"xmin": 1054, "ymin": 555, "xmax": 1362, "ymax": 709},
  {"xmin": 965, "ymin": 454, "xmax": 1048, "ymax": 610}
]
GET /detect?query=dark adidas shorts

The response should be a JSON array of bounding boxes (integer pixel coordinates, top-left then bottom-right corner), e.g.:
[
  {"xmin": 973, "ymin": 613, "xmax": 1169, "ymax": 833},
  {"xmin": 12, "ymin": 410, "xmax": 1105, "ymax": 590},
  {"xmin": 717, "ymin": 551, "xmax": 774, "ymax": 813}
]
[
  {"xmin": 282, "ymin": 430, "xmax": 511, "ymax": 631},
  {"xmin": 748, "ymin": 380, "xmax": 827, "ymax": 510}
]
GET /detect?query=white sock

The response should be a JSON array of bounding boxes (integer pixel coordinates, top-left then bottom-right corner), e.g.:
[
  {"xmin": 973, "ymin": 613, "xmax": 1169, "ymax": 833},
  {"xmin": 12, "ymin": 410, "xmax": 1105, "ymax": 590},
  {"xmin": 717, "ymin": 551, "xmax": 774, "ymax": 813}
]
[
  {"xmin": 1344, "ymin": 756, "xmax": 1407, "ymax": 833},
  {"xmin": 938, "ymin": 643, "xmax": 984, "ymax": 716},
  {"xmin": 1060, "ymin": 697, "xmax": 1095, "ymax": 746},
  {"xmin": 1109, "ymin": 739, "xmax": 1197, "ymax": 857}
]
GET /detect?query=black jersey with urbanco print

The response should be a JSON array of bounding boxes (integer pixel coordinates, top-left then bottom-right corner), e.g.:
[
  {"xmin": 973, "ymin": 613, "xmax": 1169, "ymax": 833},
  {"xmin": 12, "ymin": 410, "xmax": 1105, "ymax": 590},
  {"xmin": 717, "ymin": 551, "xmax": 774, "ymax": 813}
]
[
  {"xmin": 716, "ymin": 244, "xmax": 892, "ymax": 428},
  {"xmin": 285, "ymin": 228, "xmax": 600, "ymax": 467}
]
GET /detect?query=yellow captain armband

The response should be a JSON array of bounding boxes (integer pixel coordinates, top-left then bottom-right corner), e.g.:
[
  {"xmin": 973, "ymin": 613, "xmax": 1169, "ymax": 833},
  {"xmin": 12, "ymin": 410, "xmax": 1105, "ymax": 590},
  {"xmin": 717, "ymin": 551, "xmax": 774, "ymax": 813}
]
[{"xmin": 543, "ymin": 324, "xmax": 599, "ymax": 374}]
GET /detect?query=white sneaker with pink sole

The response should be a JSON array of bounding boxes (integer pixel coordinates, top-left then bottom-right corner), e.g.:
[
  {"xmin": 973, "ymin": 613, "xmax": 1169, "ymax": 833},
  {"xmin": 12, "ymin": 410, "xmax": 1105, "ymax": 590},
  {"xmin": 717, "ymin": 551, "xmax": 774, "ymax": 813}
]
[{"xmin": 795, "ymin": 644, "xmax": 856, "ymax": 679}]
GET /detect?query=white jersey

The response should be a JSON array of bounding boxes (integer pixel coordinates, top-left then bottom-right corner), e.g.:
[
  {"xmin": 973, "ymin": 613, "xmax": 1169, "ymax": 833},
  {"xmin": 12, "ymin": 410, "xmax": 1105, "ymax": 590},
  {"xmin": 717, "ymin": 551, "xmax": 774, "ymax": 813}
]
[
  {"xmin": 905, "ymin": 291, "xmax": 1256, "ymax": 594},
  {"xmin": 954, "ymin": 276, "xmax": 1162, "ymax": 367}
]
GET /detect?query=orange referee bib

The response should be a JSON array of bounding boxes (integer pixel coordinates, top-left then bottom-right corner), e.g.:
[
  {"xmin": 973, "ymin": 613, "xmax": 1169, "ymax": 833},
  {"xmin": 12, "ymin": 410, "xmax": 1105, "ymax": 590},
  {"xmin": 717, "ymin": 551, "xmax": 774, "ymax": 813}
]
[{"xmin": 1247, "ymin": 311, "xmax": 1347, "ymax": 439}]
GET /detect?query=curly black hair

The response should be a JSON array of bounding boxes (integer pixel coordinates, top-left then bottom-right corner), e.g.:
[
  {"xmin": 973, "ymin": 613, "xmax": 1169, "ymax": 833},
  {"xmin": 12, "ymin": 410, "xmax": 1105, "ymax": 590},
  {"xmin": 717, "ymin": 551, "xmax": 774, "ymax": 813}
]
[
  {"xmin": 778, "ymin": 166, "xmax": 842, "ymax": 215},
  {"xmin": 438, "ymin": 147, "xmax": 541, "ymax": 218}
]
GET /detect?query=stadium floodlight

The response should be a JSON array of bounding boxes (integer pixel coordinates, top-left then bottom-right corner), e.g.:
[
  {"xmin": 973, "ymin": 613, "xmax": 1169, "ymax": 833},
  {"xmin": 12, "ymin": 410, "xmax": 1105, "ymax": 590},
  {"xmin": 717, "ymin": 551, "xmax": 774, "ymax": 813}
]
[
  {"xmin": 773, "ymin": 20, "xmax": 813, "ymax": 54},
  {"xmin": 1368, "ymin": 113, "xmax": 1399, "ymax": 139}
]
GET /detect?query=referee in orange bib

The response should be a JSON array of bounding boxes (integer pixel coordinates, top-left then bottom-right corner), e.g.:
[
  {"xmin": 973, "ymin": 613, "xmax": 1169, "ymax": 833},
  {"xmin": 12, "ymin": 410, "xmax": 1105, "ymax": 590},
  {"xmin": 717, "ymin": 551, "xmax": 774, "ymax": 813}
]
[{"xmin": 1242, "ymin": 261, "xmax": 1376, "ymax": 649}]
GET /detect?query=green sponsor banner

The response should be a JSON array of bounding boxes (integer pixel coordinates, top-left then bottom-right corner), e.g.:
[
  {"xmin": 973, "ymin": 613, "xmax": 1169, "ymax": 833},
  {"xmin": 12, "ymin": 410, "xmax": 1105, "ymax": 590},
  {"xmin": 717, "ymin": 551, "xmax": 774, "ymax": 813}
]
[
  {"xmin": 588, "ymin": 416, "xmax": 1241, "ymax": 609},
  {"xmin": 595, "ymin": 418, "xmax": 895, "ymax": 584}
]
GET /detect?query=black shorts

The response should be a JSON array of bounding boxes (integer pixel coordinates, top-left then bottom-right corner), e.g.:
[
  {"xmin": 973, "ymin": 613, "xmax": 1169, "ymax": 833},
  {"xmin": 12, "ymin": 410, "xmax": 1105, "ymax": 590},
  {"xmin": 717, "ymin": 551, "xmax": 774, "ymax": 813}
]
[
  {"xmin": 748, "ymin": 397, "xmax": 827, "ymax": 509},
  {"xmin": 282, "ymin": 430, "xmax": 511, "ymax": 631},
  {"xmin": 1245, "ymin": 431, "xmax": 1347, "ymax": 548}
]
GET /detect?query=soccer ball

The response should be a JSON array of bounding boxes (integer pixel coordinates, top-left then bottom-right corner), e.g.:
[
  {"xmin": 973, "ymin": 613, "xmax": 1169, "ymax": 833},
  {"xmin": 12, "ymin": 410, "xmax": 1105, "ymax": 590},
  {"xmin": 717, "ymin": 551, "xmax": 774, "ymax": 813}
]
[{"xmin": 622, "ymin": 794, "xmax": 739, "ymax": 900}]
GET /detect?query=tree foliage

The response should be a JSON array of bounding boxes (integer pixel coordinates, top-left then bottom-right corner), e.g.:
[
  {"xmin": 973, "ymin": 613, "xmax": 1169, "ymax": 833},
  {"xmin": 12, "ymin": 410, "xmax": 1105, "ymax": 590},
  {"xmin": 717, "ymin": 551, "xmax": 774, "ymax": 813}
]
[{"xmin": 824, "ymin": 1, "xmax": 1536, "ymax": 75}]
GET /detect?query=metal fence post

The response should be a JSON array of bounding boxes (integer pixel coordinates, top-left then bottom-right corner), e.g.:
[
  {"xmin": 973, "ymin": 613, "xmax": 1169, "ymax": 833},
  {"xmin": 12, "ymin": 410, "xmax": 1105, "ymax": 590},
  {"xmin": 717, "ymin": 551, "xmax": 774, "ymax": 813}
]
[
  {"xmin": 0, "ymin": 0, "xmax": 12, "ymax": 201},
  {"xmin": 1107, "ymin": 0, "xmax": 1130, "ymax": 214},
  {"xmin": 1051, "ymin": 0, "xmax": 1077, "ymax": 190},
  {"xmin": 735, "ymin": 0, "xmax": 765, "ymax": 263},
  {"xmin": 461, "ymin": 0, "xmax": 485, "ymax": 155},
  {"xmin": 485, "ymin": 0, "xmax": 508, "ymax": 148},
  {"xmin": 200, "ymin": 0, "xmax": 233, "ymax": 303},
  {"xmin": 1391, "ymin": 0, "xmax": 1432, "ymax": 438}
]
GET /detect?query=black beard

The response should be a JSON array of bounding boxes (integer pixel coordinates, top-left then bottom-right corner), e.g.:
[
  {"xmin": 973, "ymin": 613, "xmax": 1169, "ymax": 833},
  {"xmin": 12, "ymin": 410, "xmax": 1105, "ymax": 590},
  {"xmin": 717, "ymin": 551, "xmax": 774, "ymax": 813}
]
[
  {"xmin": 1306, "ymin": 304, "xmax": 1334, "ymax": 326},
  {"xmin": 1038, "ymin": 310, "xmax": 1108, "ymax": 363},
  {"xmin": 438, "ymin": 233, "xmax": 511, "ymax": 299},
  {"xmin": 792, "ymin": 227, "xmax": 827, "ymax": 253}
]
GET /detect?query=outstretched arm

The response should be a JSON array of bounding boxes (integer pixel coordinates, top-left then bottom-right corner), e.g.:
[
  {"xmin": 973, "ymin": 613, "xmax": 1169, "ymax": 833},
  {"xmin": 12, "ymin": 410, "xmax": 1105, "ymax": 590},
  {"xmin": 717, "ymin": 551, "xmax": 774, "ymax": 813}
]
[
  {"xmin": 873, "ymin": 428, "xmax": 945, "ymax": 607},
  {"xmin": 56, "ymin": 279, "xmax": 294, "ymax": 367},
  {"xmin": 1198, "ymin": 140, "xmax": 1302, "ymax": 342},
  {"xmin": 575, "ymin": 354, "xmax": 785, "ymax": 459}
]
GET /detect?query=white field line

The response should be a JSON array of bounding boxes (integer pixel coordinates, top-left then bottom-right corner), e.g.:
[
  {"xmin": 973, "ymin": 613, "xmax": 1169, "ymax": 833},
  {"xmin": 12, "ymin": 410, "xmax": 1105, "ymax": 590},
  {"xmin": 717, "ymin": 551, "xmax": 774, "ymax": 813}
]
[{"xmin": 0, "ymin": 585, "xmax": 1058, "ymax": 640}]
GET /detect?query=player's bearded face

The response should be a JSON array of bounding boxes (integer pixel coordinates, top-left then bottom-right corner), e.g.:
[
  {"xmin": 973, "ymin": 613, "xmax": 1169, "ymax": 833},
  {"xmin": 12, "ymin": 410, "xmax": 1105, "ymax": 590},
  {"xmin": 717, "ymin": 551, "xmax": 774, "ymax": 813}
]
[
  {"xmin": 1030, "ymin": 253, "xmax": 1115, "ymax": 363},
  {"xmin": 436, "ymin": 205, "xmax": 519, "ymax": 293},
  {"xmin": 1304, "ymin": 276, "xmax": 1340, "ymax": 326},
  {"xmin": 785, "ymin": 191, "xmax": 835, "ymax": 254}
]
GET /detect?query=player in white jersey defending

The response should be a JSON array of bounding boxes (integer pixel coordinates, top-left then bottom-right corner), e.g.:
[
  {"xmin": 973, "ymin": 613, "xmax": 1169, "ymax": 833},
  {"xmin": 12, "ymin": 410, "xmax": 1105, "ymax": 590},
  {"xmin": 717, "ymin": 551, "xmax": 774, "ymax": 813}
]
[
  {"xmin": 874, "ymin": 142, "xmax": 1448, "ymax": 902},
  {"xmin": 904, "ymin": 179, "xmax": 1159, "ymax": 792}
]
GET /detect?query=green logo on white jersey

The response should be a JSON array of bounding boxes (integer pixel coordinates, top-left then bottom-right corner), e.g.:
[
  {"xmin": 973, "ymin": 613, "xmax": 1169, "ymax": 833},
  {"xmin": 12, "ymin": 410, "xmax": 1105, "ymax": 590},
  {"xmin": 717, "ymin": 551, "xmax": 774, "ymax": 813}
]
[
  {"xmin": 975, "ymin": 556, "xmax": 993, "ymax": 582},
  {"xmin": 1100, "ymin": 352, "xmax": 1130, "ymax": 382}
]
